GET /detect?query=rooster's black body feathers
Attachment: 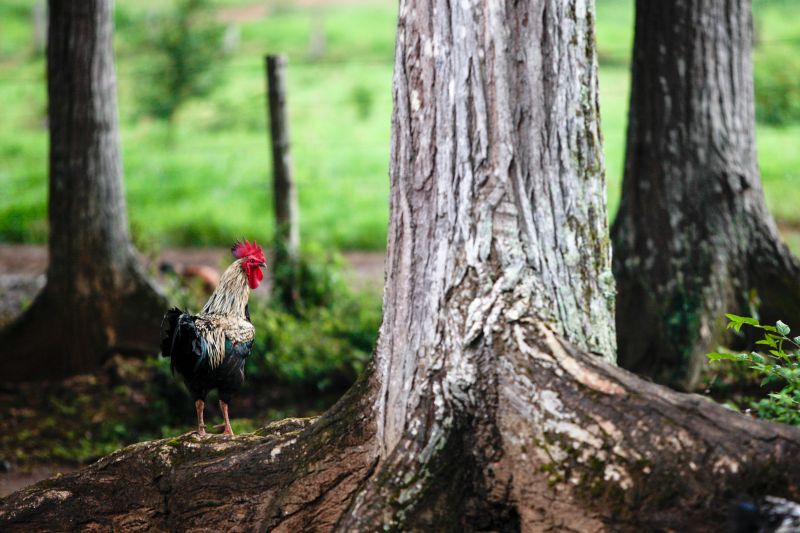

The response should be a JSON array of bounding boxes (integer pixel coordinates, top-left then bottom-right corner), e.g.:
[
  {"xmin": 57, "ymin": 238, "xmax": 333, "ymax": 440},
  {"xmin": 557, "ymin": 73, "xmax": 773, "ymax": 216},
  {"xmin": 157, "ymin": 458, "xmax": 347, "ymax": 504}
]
[{"xmin": 160, "ymin": 306, "xmax": 253, "ymax": 404}]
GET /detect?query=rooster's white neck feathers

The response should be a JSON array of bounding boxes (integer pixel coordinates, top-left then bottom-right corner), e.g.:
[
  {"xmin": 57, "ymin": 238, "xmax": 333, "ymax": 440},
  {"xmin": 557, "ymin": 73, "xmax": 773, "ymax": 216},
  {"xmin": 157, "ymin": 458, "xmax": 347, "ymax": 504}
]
[{"xmin": 201, "ymin": 259, "xmax": 250, "ymax": 317}]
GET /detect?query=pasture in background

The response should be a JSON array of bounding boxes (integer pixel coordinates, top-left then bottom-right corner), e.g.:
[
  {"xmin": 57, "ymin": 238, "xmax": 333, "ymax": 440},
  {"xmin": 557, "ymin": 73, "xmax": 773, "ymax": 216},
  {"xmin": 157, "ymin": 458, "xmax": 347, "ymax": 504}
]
[{"xmin": 0, "ymin": 0, "xmax": 799, "ymax": 250}]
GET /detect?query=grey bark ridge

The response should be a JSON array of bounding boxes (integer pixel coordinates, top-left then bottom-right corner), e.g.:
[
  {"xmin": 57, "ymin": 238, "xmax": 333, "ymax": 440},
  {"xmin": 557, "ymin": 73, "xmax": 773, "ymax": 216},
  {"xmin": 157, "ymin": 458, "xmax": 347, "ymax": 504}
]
[
  {"xmin": 612, "ymin": 0, "xmax": 800, "ymax": 389},
  {"xmin": 2, "ymin": 0, "xmax": 800, "ymax": 531},
  {"xmin": 0, "ymin": 0, "xmax": 166, "ymax": 380}
]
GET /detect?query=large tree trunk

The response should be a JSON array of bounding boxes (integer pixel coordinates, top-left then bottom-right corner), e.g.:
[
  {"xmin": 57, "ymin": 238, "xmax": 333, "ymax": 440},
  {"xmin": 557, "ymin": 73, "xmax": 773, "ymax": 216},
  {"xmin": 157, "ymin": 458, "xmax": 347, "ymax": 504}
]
[
  {"xmin": 3, "ymin": 0, "xmax": 800, "ymax": 531},
  {"xmin": 611, "ymin": 0, "xmax": 800, "ymax": 389},
  {"xmin": 0, "ymin": 0, "xmax": 166, "ymax": 380}
]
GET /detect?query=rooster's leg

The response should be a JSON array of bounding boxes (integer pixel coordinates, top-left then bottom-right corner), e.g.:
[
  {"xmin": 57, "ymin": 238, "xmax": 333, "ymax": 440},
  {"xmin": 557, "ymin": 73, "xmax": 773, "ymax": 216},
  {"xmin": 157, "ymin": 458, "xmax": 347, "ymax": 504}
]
[
  {"xmin": 219, "ymin": 400, "xmax": 234, "ymax": 436},
  {"xmin": 195, "ymin": 399, "xmax": 207, "ymax": 436}
]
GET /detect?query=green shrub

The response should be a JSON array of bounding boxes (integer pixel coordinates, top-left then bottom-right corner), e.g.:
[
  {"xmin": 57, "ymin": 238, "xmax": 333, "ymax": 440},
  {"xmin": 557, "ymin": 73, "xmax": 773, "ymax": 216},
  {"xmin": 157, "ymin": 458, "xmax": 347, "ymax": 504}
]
[
  {"xmin": 137, "ymin": 0, "xmax": 226, "ymax": 123},
  {"xmin": 350, "ymin": 84, "xmax": 374, "ymax": 120},
  {"xmin": 269, "ymin": 242, "xmax": 349, "ymax": 311},
  {"xmin": 707, "ymin": 314, "xmax": 800, "ymax": 425},
  {"xmin": 248, "ymin": 291, "xmax": 380, "ymax": 391},
  {"xmin": 248, "ymin": 246, "xmax": 381, "ymax": 391}
]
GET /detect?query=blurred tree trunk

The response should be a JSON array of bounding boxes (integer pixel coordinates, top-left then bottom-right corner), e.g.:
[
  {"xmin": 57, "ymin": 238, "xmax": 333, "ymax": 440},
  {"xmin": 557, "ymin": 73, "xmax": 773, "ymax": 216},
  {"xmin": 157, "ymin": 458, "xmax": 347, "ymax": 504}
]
[
  {"xmin": 612, "ymin": 0, "xmax": 800, "ymax": 389},
  {"xmin": 3, "ymin": 1, "xmax": 800, "ymax": 531},
  {"xmin": 0, "ymin": 0, "xmax": 166, "ymax": 381}
]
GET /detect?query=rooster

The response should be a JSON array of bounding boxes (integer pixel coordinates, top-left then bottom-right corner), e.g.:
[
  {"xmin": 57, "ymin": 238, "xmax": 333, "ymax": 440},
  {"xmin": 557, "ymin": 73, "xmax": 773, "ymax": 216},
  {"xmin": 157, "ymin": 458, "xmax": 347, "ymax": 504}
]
[{"xmin": 160, "ymin": 240, "xmax": 266, "ymax": 436}]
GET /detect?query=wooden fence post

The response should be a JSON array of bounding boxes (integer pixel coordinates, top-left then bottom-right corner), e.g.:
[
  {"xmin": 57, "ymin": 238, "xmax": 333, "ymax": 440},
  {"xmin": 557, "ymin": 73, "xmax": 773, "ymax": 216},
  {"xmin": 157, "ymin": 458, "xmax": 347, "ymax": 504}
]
[{"xmin": 265, "ymin": 54, "xmax": 299, "ymax": 262}]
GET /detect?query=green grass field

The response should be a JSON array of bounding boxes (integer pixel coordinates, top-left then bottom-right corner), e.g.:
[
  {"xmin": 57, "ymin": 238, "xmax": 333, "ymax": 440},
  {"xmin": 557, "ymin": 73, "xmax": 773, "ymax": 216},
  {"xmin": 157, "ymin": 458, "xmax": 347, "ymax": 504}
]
[{"xmin": 0, "ymin": 0, "xmax": 798, "ymax": 250}]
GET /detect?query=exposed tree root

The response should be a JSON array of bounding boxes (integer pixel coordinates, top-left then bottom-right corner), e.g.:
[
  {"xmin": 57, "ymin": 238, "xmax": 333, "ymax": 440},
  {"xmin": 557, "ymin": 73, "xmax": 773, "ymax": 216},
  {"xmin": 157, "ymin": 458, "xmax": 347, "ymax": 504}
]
[{"xmin": 2, "ymin": 336, "xmax": 799, "ymax": 532}]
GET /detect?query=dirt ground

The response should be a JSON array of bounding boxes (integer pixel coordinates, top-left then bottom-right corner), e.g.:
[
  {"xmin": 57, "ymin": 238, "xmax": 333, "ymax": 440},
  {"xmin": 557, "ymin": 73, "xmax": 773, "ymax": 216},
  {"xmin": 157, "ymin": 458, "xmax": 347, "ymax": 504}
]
[
  {"xmin": 216, "ymin": 0, "xmax": 392, "ymax": 23},
  {"xmin": 0, "ymin": 244, "xmax": 384, "ymax": 280},
  {"xmin": 0, "ymin": 465, "xmax": 76, "ymax": 498},
  {"xmin": 0, "ymin": 244, "xmax": 384, "ymax": 323}
]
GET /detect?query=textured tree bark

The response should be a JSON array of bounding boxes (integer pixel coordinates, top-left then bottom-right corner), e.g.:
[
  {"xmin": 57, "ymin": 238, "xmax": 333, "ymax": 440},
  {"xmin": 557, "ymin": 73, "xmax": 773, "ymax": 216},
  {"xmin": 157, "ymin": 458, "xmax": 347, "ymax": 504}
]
[
  {"xmin": 3, "ymin": 0, "xmax": 800, "ymax": 531},
  {"xmin": 0, "ymin": 0, "xmax": 166, "ymax": 380},
  {"xmin": 612, "ymin": 0, "xmax": 800, "ymax": 389}
]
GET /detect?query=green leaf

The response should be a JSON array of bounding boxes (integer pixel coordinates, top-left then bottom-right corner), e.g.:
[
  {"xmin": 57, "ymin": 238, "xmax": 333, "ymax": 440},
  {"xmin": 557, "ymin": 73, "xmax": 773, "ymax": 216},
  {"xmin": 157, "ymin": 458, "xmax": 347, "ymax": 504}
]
[
  {"xmin": 706, "ymin": 352, "xmax": 738, "ymax": 362},
  {"xmin": 717, "ymin": 311, "xmax": 800, "ymax": 423},
  {"xmin": 756, "ymin": 336, "xmax": 778, "ymax": 348},
  {"xmin": 725, "ymin": 314, "xmax": 759, "ymax": 326}
]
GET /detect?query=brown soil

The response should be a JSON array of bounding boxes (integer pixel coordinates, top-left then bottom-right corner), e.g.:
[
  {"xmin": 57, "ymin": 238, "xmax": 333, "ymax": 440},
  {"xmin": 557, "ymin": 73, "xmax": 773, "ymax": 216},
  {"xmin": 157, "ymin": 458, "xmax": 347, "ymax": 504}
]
[
  {"xmin": 0, "ymin": 244, "xmax": 384, "ymax": 323},
  {"xmin": 0, "ymin": 244, "xmax": 383, "ymax": 278},
  {"xmin": 217, "ymin": 0, "xmax": 392, "ymax": 23},
  {"xmin": 0, "ymin": 466, "xmax": 76, "ymax": 498}
]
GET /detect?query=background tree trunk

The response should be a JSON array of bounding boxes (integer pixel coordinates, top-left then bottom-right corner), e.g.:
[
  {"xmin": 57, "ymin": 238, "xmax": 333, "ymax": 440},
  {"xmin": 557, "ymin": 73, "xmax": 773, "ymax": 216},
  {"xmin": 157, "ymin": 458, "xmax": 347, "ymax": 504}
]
[
  {"xmin": 3, "ymin": 0, "xmax": 800, "ymax": 531},
  {"xmin": 0, "ymin": 0, "xmax": 166, "ymax": 381},
  {"xmin": 611, "ymin": 0, "xmax": 800, "ymax": 389}
]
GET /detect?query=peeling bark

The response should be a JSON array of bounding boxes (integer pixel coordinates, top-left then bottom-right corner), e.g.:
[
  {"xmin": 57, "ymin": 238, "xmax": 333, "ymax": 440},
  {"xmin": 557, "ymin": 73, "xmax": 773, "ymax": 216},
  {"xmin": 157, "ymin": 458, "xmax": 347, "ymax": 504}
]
[
  {"xmin": 611, "ymin": 0, "xmax": 800, "ymax": 389},
  {"xmin": 0, "ymin": 0, "xmax": 166, "ymax": 380},
  {"xmin": 3, "ymin": 0, "xmax": 800, "ymax": 531}
]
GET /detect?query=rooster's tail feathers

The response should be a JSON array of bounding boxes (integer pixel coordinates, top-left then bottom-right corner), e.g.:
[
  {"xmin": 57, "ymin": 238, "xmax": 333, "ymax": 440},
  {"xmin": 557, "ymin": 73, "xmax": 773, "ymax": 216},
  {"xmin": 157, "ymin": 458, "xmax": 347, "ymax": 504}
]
[{"xmin": 160, "ymin": 307, "xmax": 183, "ymax": 358}]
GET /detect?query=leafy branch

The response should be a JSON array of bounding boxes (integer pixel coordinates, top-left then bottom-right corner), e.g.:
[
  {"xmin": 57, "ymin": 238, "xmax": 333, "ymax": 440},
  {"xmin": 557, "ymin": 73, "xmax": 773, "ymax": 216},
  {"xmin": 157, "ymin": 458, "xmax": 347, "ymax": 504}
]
[{"xmin": 707, "ymin": 314, "xmax": 800, "ymax": 424}]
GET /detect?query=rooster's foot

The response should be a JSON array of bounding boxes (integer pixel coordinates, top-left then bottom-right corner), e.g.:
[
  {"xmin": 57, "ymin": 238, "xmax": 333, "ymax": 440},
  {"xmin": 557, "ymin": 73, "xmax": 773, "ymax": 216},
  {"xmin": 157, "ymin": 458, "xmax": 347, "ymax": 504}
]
[{"xmin": 212, "ymin": 422, "xmax": 235, "ymax": 436}]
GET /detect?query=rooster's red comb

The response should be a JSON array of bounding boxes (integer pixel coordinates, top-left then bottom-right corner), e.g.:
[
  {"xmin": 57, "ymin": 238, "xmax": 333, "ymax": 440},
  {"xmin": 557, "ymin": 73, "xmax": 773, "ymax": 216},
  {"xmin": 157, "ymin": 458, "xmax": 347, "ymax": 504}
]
[{"xmin": 231, "ymin": 239, "xmax": 265, "ymax": 263}]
